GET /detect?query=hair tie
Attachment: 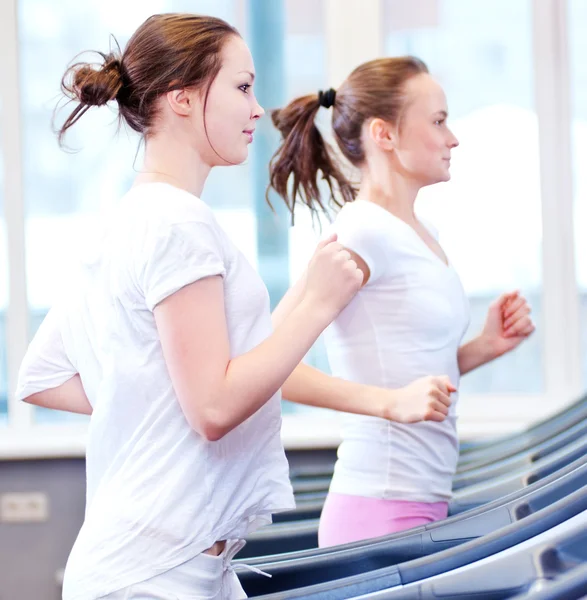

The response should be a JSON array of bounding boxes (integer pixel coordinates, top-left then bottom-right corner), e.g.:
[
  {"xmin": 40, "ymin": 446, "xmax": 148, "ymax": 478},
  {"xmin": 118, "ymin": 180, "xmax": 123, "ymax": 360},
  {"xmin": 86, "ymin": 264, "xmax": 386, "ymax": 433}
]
[{"xmin": 318, "ymin": 88, "xmax": 336, "ymax": 109}]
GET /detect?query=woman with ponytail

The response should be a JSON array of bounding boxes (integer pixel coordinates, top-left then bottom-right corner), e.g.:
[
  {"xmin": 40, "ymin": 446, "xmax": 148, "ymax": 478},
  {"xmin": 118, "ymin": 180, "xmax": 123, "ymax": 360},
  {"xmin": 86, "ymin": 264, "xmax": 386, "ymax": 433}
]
[{"xmin": 269, "ymin": 56, "xmax": 535, "ymax": 546}]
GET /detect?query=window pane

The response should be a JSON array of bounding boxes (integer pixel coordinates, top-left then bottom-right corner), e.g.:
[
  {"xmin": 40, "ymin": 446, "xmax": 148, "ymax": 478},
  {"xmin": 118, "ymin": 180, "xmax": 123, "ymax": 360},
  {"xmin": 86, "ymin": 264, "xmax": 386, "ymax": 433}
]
[
  {"xmin": 384, "ymin": 0, "xmax": 542, "ymax": 394},
  {"xmin": 569, "ymin": 0, "xmax": 587, "ymax": 387}
]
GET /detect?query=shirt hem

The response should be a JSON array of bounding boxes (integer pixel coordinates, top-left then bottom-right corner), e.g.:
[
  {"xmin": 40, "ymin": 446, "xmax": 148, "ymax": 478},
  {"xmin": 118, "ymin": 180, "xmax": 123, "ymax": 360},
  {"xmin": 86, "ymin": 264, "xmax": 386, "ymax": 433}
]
[
  {"xmin": 62, "ymin": 496, "xmax": 295, "ymax": 600},
  {"xmin": 328, "ymin": 481, "xmax": 453, "ymax": 504}
]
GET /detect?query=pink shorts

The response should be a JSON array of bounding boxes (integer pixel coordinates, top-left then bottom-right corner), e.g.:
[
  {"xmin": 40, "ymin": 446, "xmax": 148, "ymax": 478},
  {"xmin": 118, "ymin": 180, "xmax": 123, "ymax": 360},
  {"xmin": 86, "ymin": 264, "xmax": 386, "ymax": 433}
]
[{"xmin": 318, "ymin": 492, "xmax": 449, "ymax": 548}]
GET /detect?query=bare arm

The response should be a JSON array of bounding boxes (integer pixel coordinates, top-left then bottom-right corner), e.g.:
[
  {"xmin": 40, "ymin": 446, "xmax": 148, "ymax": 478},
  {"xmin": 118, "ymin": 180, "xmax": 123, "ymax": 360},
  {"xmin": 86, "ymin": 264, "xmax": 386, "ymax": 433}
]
[
  {"xmin": 457, "ymin": 337, "xmax": 496, "ymax": 376},
  {"xmin": 276, "ymin": 255, "xmax": 453, "ymax": 423},
  {"xmin": 458, "ymin": 292, "xmax": 535, "ymax": 376},
  {"xmin": 282, "ymin": 362, "xmax": 386, "ymax": 416},
  {"xmin": 281, "ymin": 363, "xmax": 453, "ymax": 423},
  {"xmin": 155, "ymin": 238, "xmax": 362, "ymax": 441},
  {"xmin": 271, "ymin": 270, "xmax": 308, "ymax": 330},
  {"xmin": 23, "ymin": 375, "xmax": 93, "ymax": 415},
  {"xmin": 17, "ymin": 305, "xmax": 93, "ymax": 415}
]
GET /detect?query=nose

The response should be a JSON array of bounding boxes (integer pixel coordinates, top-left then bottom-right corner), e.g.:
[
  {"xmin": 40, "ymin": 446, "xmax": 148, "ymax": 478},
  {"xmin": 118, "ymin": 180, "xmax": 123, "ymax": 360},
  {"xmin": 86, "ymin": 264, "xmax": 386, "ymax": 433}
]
[
  {"xmin": 448, "ymin": 128, "xmax": 459, "ymax": 148},
  {"xmin": 252, "ymin": 97, "xmax": 265, "ymax": 120}
]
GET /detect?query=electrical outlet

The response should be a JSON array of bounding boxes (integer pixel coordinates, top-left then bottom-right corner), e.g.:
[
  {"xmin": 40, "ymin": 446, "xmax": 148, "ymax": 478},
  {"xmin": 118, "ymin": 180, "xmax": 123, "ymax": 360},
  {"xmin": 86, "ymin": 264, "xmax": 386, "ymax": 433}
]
[{"xmin": 0, "ymin": 492, "xmax": 49, "ymax": 523}]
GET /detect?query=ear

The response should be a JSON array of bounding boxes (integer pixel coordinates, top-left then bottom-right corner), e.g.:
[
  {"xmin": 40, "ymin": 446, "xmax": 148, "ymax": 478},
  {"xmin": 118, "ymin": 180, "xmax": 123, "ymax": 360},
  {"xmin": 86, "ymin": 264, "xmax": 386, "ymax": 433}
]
[
  {"xmin": 367, "ymin": 118, "xmax": 397, "ymax": 152},
  {"xmin": 165, "ymin": 88, "xmax": 193, "ymax": 117}
]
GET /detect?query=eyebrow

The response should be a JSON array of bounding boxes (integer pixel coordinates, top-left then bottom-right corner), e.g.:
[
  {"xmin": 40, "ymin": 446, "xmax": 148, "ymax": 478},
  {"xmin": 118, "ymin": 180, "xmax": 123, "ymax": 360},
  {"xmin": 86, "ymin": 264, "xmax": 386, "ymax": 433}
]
[
  {"xmin": 239, "ymin": 71, "xmax": 255, "ymax": 81},
  {"xmin": 435, "ymin": 110, "xmax": 448, "ymax": 118}
]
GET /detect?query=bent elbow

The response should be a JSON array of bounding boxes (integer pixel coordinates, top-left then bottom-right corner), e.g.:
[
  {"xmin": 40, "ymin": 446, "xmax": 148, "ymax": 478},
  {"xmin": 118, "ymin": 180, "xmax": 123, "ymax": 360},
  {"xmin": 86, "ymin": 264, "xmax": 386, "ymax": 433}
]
[
  {"xmin": 187, "ymin": 407, "xmax": 232, "ymax": 442},
  {"xmin": 200, "ymin": 421, "xmax": 227, "ymax": 442}
]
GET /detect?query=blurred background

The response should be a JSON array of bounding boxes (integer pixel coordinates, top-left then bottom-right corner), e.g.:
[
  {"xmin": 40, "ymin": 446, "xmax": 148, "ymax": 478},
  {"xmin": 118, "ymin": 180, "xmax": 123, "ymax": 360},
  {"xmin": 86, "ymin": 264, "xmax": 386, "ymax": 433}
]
[
  {"xmin": 3, "ymin": 0, "xmax": 586, "ymax": 432},
  {"xmin": 0, "ymin": 0, "xmax": 586, "ymax": 596}
]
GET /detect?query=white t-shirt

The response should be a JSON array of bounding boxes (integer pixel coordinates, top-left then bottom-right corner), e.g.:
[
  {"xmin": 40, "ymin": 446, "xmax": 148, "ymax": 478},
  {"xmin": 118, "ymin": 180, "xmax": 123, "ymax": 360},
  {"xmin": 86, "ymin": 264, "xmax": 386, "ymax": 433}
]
[
  {"xmin": 16, "ymin": 182, "xmax": 294, "ymax": 599},
  {"xmin": 325, "ymin": 199, "xmax": 470, "ymax": 503}
]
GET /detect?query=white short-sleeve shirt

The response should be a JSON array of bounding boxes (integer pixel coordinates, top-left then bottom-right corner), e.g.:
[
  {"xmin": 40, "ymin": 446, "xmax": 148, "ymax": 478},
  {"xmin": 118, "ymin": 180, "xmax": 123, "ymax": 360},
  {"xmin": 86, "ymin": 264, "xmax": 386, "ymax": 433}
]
[
  {"xmin": 325, "ymin": 199, "xmax": 471, "ymax": 503},
  {"xmin": 16, "ymin": 182, "xmax": 294, "ymax": 599}
]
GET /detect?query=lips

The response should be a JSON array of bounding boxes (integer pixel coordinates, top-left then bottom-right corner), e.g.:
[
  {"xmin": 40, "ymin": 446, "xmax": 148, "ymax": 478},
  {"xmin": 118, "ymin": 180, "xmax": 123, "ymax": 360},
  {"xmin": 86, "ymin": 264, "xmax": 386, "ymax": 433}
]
[{"xmin": 243, "ymin": 129, "xmax": 255, "ymax": 143}]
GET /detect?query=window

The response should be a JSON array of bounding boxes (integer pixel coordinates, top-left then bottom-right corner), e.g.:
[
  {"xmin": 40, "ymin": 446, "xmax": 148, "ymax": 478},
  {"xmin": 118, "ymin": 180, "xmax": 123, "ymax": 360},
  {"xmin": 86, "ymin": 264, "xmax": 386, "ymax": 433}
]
[{"xmin": 384, "ymin": 0, "xmax": 542, "ymax": 394}]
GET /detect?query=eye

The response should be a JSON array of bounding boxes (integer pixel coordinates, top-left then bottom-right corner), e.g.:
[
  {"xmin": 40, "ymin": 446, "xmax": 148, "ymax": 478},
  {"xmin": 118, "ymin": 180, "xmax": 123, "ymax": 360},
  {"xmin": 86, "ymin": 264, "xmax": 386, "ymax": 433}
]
[
  {"xmin": 239, "ymin": 83, "xmax": 251, "ymax": 93},
  {"xmin": 434, "ymin": 118, "xmax": 446, "ymax": 126}
]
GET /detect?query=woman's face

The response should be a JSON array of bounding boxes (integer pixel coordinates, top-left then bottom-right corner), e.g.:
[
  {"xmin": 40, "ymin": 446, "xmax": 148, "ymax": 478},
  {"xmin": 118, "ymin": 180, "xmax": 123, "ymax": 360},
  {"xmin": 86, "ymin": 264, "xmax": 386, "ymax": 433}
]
[
  {"xmin": 181, "ymin": 35, "xmax": 264, "ymax": 167},
  {"xmin": 393, "ymin": 73, "xmax": 459, "ymax": 187}
]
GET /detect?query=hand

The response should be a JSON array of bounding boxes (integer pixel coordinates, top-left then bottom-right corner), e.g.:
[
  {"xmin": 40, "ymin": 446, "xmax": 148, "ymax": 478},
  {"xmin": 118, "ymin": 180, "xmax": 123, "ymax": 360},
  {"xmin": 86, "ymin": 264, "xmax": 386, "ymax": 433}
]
[
  {"xmin": 480, "ymin": 290, "xmax": 535, "ymax": 358},
  {"xmin": 303, "ymin": 233, "xmax": 363, "ymax": 322},
  {"xmin": 381, "ymin": 375, "xmax": 457, "ymax": 424}
]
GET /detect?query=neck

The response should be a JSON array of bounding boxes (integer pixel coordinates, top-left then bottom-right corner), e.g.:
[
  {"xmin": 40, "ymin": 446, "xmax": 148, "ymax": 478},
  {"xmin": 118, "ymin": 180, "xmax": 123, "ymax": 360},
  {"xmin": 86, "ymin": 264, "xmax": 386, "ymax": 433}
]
[
  {"xmin": 135, "ymin": 132, "xmax": 211, "ymax": 198},
  {"xmin": 358, "ymin": 160, "xmax": 421, "ymax": 224}
]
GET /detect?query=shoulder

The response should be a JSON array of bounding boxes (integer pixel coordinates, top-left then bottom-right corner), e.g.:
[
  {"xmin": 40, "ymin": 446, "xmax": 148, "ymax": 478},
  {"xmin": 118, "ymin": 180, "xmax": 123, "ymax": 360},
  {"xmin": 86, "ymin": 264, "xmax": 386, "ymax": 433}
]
[
  {"xmin": 331, "ymin": 201, "xmax": 393, "ymax": 284},
  {"xmin": 334, "ymin": 200, "xmax": 378, "ymax": 225},
  {"xmin": 124, "ymin": 183, "xmax": 220, "ymax": 231},
  {"xmin": 333, "ymin": 201, "xmax": 388, "ymax": 239},
  {"xmin": 122, "ymin": 184, "xmax": 229, "ymax": 261}
]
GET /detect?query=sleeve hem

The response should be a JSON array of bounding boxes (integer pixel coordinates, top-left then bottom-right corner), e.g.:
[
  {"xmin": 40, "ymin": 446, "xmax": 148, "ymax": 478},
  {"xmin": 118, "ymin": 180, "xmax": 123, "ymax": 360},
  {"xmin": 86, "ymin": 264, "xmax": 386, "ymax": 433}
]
[
  {"xmin": 146, "ymin": 265, "xmax": 226, "ymax": 311},
  {"xmin": 15, "ymin": 373, "xmax": 78, "ymax": 402}
]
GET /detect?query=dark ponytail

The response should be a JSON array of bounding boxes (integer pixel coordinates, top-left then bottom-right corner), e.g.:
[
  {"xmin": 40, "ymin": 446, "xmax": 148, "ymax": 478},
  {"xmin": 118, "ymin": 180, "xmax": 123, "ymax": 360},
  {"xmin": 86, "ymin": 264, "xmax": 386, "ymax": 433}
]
[
  {"xmin": 268, "ymin": 56, "xmax": 429, "ymax": 222},
  {"xmin": 267, "ymin": 94, "xmax": 357, "ymax": 225}
]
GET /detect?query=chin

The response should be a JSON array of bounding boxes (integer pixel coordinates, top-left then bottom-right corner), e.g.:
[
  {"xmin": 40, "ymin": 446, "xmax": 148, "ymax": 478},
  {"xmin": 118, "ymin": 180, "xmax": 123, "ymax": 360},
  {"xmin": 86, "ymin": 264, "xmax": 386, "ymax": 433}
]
[
  {"xmin": 421, "ymin": 174, "xmax": 448, "ymax": 188},
  {"xmin": 231, "ymin": 145, "xmax": 250, "ymax": 165},
  {"xmin": 436, "ymin": 168, "xmax": 451, "ymax": 183},
  {"xmin": 214, "ymin": 148, "xmax": 248, "ymax": 167}
]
